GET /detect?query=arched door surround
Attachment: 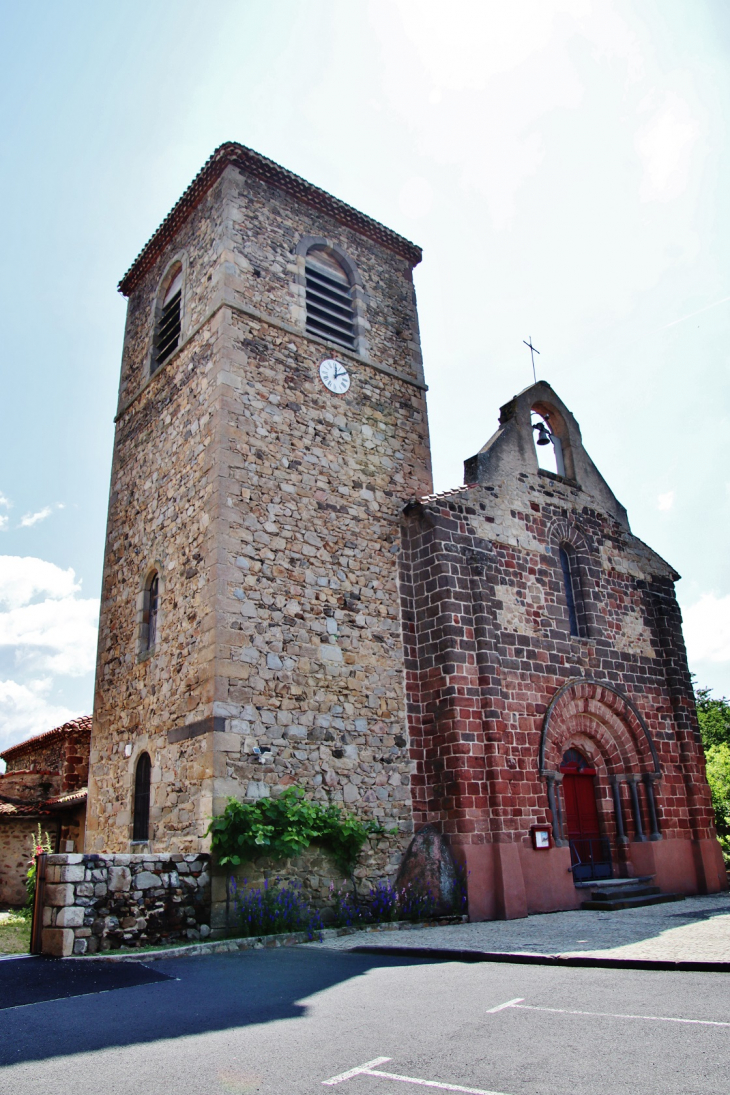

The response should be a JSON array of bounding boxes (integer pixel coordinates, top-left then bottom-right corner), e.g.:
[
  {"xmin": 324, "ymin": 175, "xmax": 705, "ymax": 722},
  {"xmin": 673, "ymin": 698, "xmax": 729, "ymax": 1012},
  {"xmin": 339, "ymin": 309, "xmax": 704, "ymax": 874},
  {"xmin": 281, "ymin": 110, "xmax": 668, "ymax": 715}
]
[{"xmin": 539, "ymin": 680, "xmax": 662, "ymax": 856}]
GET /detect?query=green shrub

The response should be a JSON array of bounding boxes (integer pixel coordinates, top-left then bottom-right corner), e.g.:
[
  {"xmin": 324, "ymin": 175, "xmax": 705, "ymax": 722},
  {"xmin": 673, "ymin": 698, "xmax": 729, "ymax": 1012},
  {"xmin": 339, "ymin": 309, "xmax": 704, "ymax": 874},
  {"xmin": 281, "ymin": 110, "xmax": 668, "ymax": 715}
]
[{"xmin": 207, "ymin": 787, "xmax": 384, "ymax": 875}]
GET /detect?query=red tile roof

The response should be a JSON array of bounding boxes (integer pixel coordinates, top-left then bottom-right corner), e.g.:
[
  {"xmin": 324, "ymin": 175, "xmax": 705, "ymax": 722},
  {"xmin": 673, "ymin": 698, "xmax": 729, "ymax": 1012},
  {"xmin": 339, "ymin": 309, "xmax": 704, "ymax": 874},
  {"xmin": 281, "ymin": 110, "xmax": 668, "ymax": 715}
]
[
  {"xmin": 0, "ymin": 716, "xmax": 92, "ymax": 763},
  {"xmin": 0, "ymin": 788, "xmax": 87, "ymax": 817},
  {"xmin": 118, "ymin": 142, "xmax": 422, "ymax": 296}
]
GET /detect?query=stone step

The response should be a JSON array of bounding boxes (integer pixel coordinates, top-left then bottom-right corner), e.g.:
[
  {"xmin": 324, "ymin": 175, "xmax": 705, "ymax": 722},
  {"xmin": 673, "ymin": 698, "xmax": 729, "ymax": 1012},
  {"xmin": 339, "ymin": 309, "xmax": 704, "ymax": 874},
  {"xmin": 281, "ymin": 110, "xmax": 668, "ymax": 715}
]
[
  {"xmin": 574, "ymin": 875, "xmax": 654, "ymax": 890},
  {"xmin": 589, "ymin": 885, "xmax": 661, "ymax": 901},
  {"xmin": 581, "ymin": 892, "xmax": 685, "ymax": 911}
]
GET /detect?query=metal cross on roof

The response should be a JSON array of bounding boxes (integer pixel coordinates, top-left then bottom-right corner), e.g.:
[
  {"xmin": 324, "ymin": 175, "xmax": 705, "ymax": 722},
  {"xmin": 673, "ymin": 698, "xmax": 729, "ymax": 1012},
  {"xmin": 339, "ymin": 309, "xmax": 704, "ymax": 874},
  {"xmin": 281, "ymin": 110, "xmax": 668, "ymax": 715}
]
[{"xmin": 523, "ymin": 337, "xmax": 540, "ymax": 383}]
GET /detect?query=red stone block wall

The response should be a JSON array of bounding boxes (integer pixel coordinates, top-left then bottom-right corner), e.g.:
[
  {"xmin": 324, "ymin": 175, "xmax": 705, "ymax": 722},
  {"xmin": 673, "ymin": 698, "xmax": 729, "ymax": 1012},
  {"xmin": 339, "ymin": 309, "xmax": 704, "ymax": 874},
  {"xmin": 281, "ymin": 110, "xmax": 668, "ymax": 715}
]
[{"xmin": 400, "ymin": 466, "xmax": 727, "ymax": 917}]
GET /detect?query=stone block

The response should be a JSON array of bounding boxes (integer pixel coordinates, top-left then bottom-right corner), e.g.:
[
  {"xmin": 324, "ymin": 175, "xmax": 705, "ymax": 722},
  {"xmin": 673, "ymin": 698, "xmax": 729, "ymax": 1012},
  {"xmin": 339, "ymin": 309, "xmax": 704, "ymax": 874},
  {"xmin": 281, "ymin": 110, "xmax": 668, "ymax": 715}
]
[
  {"xmin": 108, "ymin": 866, "xmax": 132, "ymax": 892},
  {"xmin": 42, "ymin": 928, "xmax": 74, "ymax": 957},
  {"xmin": 59, "ymin": 865, "xmax": 86, "ymax": 883},
  {"xmin": 214, "ymin": 732, "xmax": 244, "ymax": 753},
  {"xmin": 56, "ymin": 906, "xmax": 85, "ymax": 928},
  {"xmin": 134, "ymin": 871, "xmax": 160, "ymax": 889},
  {"xmin": 73, "ymin": 938, "xmax": 88, "ymax": 955},
  {"xmin": 45, "ymin": 883, "xmax": 74, "ymax": 907}
]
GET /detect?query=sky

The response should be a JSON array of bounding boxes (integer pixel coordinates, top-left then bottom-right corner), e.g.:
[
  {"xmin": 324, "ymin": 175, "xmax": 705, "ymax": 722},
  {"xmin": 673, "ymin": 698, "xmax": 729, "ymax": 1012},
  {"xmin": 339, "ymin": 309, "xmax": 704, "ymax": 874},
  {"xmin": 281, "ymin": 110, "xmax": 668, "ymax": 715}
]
[{"xmin": 0, "ymin": 0, "xmax": 728, "ymax": 754}]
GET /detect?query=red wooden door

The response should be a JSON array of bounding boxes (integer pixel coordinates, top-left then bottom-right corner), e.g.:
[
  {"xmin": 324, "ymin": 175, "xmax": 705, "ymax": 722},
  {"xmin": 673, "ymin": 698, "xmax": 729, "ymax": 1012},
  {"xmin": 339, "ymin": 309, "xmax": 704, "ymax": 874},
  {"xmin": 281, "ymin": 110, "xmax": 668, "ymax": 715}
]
[
  {"xmin": 560, "ymin": 748, "xmax": 610, "ymax": 880},
  {"xmin": 562, "ymin": 772, "xmax": 601, "ymax": 841}
]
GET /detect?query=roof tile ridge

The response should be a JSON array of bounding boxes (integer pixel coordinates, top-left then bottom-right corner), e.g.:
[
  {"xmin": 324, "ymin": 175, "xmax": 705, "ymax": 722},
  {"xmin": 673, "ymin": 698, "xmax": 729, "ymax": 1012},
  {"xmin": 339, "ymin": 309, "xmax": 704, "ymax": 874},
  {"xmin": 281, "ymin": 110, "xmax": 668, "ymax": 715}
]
[
  {"xmin": 118, "ymin": 142, "xmax": 422, "ymax": 296},
  {"xmin": 0, "ymin": 714, "xmax": 92, "ymax": 760}
]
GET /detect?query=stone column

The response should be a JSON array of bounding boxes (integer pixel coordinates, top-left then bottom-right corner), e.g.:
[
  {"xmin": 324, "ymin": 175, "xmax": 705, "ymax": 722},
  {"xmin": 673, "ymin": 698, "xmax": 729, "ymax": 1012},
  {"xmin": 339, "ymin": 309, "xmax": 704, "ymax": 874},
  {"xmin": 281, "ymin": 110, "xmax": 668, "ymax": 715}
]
[
  {"xmin": 643, "ymin": 775, "xmax": 662, "ymax": 841},
  {"xmin": 610, "ymin": 777, "xmax": 628, "ymax": 845},
  {"xmin": 545, "ymin": 772, "xmax": 565, "ymax": 846},
  {"xmin": 628, "ymin": 777, "xmax": 646, "ymax": 841}
]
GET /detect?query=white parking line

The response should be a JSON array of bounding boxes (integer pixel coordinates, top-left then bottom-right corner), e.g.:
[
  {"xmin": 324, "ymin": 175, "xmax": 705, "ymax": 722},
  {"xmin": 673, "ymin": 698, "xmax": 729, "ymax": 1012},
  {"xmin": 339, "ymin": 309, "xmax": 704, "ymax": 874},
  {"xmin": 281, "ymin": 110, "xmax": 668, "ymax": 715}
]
[
  {"xmin": 322, "ymin": 1058, "xmax": 514, "ymax": 1094},
  {"xmin": 487, "ymin": 1000, "xmax": 730, "ymax": 1028},
  {"xmin": 324, "ymin": 1059, "xmax": 393, "ymax": 1085},
  {"xmin": 485, "ymin": 998, "xmax": 524, "ymax": 1013}
]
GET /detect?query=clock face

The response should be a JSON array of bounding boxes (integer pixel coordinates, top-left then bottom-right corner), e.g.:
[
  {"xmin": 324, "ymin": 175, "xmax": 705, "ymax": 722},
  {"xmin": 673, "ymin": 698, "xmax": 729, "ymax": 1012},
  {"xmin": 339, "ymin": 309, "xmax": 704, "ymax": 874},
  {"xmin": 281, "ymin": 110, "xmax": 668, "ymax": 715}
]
[{"xmin": 319, "ymin": 358, "xmax": 350, "ymax": 395}]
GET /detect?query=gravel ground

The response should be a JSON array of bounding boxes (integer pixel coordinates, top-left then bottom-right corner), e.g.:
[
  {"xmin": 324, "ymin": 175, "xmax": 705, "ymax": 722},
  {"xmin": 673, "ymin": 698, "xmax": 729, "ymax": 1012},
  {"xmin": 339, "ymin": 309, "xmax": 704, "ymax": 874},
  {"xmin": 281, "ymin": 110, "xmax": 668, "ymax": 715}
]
[{"xmin": 305, "ymin": 892, "xmax": 730, "ymax": 962}]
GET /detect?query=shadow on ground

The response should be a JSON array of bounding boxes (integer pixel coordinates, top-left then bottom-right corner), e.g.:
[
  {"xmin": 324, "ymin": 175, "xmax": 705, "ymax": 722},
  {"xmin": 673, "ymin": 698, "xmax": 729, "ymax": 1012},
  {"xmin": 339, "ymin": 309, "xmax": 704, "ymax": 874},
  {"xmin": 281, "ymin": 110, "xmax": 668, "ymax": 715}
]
[
  {"xmin": 0, "ymin": 947, "xmax": 435, "ymax": 1067},
  {"xmin": 312, "ymin": 895, "xmax": 730, "ymax": 959}
]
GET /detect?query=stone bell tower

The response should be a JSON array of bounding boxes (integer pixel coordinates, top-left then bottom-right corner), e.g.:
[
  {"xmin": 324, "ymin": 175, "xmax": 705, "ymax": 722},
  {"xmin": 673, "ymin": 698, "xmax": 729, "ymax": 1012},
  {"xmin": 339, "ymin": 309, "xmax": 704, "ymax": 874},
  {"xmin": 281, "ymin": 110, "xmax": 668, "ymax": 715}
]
[{"xmin": 85, "ymin": 144, "xmax": 433, "ymax": 885}]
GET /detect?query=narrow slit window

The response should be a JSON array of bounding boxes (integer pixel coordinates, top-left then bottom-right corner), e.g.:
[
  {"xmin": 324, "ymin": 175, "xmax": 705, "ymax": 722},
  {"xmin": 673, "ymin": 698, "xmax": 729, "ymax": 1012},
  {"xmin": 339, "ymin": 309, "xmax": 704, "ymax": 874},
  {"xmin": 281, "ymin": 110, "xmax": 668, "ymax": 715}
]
[
  {"xmin": 305, "ymin": 249, "xmax": 355, "ymax": 349},
  {"xmin": 559, "ymin": 543, "xmax": 583, "ymax": 638},
  {"xmin": 132, "ymin": 752, "xmax": 151, "ymax": 842},
  {"xmin": 147, "ymin": 573, "xmax": 159, "ymax": 650},
  {"xmin": 154, "ymin": 269, "xmax": 182, "ymax": 370}
]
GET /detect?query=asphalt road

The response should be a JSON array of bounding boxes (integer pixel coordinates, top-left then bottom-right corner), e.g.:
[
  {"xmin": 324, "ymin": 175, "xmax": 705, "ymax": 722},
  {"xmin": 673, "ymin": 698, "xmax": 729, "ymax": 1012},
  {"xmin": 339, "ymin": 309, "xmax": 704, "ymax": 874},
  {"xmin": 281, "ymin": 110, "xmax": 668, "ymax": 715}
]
[{"xmin": 0, "ymin": 947, "xmax": 728, "ymax": 1095}]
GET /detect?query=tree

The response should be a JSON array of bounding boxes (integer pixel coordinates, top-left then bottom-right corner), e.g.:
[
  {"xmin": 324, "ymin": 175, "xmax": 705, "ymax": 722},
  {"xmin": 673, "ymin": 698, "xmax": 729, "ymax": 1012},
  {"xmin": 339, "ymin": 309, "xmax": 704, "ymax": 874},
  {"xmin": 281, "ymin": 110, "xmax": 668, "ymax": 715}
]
[
  {"xmin": 695, "ymin": 685, "xmax": 730, "ymax": 748},
  {"xmin": 694, "ymin": 683, "xmax": 730, "ymax": 863}
]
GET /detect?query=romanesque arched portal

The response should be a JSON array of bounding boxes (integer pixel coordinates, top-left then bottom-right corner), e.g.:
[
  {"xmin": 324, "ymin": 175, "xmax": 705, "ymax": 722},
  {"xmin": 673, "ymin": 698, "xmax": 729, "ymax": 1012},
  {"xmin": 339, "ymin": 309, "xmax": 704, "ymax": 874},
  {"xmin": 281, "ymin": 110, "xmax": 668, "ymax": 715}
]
[{"xmin": 539, "ymin": 679, "xmax": 662, "ymax": 879}]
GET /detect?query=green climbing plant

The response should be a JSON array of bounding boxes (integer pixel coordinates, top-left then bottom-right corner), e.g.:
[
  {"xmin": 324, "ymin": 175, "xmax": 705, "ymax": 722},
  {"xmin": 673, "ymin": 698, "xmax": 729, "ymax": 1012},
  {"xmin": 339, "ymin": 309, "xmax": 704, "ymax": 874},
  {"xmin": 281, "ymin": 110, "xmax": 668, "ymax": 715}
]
[{"xmin": 207, "ymin": 787, "xmax": 383, "ymax": 875}]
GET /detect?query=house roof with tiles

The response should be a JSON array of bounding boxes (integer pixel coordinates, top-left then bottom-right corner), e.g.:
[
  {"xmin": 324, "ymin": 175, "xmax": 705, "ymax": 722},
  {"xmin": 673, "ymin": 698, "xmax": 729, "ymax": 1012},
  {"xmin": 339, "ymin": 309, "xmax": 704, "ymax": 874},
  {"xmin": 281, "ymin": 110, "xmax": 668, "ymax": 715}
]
[
  {"xmin": 0, "ymin": 716, "xmax": 92, "ymax": 764},
  {"xmin": 0, "ymin": 790, "xmax": 86, "ymax": 817}
]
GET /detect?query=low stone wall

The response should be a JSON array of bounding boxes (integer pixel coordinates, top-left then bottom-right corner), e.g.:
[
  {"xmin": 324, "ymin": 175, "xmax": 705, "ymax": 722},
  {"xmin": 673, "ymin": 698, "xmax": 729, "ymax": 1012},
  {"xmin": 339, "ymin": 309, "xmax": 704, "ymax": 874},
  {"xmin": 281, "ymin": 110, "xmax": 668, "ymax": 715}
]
[
  {"xmin": 212, "ymin": 845, "xmax": 350, "ymax": 931},
  {"xmin": 41, "ymin": 852, "xmax": 211, "ymax": 956}
]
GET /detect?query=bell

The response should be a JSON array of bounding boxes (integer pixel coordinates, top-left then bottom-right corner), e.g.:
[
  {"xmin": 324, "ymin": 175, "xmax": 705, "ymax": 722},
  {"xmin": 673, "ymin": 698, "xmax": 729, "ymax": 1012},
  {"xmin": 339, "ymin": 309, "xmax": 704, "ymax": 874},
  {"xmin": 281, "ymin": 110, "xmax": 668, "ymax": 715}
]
[{"xmin": 534, "ymin": 421, "xmax": 552, "ymax": 446}]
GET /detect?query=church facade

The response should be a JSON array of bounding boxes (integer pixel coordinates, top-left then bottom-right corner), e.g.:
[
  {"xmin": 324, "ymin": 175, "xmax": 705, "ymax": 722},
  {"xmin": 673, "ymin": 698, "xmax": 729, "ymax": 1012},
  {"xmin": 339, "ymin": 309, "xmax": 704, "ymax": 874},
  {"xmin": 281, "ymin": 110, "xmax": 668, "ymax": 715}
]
[
  {"xmin": 401, "ymin": 382, "xmax": 726, "ymax": 915},
  {"xmin": 85, "ymin": 143, "xmax": 726, "ymax": 919}
]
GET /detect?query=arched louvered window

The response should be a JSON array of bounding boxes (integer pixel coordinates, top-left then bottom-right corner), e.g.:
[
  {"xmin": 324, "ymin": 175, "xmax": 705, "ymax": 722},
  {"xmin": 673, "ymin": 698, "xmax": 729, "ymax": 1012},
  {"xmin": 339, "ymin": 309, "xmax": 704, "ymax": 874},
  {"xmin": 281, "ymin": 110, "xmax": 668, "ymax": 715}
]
[
  {"xmin": 132, "ymin": 752, "xmax": 151, "ymax": 842},
  {"xmin": 305, "ymin": 248, "xmax": 356, "ymax": 349},
  {"xmin": 153, "ymin": 267, "xmax": 182, "ymax": 371},
  {"xmin": 559, "ymin": 542, "xmax": 584, "ymax": 638}
]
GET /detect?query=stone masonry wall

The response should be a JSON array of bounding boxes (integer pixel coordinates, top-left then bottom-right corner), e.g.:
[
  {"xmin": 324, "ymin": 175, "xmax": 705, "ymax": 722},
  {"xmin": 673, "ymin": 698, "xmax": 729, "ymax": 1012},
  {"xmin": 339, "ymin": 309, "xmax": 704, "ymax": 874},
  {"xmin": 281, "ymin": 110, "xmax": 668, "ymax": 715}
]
[
  {"xmin": 1, "ymin": 820, "xmax": 58, "ymax": 905},
  {"xmin": 88, "ymin": 156, "xmax": 432, "ymax": 893},
  {"xmin": 0, "ymin": 770, "xmax": 60, "ymax": 803},
  {"xmin": 41, "ymin": 852, "xmax": 211, "ymax": 956}
]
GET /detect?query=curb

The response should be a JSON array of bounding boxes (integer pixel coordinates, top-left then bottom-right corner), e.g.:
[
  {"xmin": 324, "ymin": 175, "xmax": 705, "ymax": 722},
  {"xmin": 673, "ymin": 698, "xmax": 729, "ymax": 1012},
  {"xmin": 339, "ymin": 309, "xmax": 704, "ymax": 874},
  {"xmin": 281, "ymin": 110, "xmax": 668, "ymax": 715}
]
[
  {"xmin": 347, "ymin": 944, "xmax": 730, "ymax": 974},
  {"xmin": 58, "ymin": 915, "xmax": 467, "ymax": 963}
]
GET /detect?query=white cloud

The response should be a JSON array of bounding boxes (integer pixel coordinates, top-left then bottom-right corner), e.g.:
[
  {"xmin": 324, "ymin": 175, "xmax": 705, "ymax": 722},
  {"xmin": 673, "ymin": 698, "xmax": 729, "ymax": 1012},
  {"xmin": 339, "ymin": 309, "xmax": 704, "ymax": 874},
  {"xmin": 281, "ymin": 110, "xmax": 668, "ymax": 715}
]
[
  {"xmin": 635, "ymin": 92, "xmax": 699, "ymax": 203},
  {"xmin": 0, "ymin": 556, "xmax": 98, "ymax": 750},
  {"xmin": 0, "ymin": 555, "xmax": 80, "ymax": 610},
  {"xmin": 682, "ymin": 593, "xmax": 730, "ymax": 664},
  {"xmin": 0, "ymin": 596, "xmax": 99, "ymax": 676},
  {"xmin": 657, "ymin": 490, "xmax": 674, "ymax": 511},
  {"xmin": 0, "ymin": 492, "xmax": 10, "ymax": 509},
  {"xmin": 0, "ymin": 679, "xmax": 80, "ymax": 753},
  {"xmin": 19, "ymin": 506, "xmax": 53, "ymax": 528},
  {"xmin": 0, "ymin": 516, "xmax": 7, "ymax": 532}
]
